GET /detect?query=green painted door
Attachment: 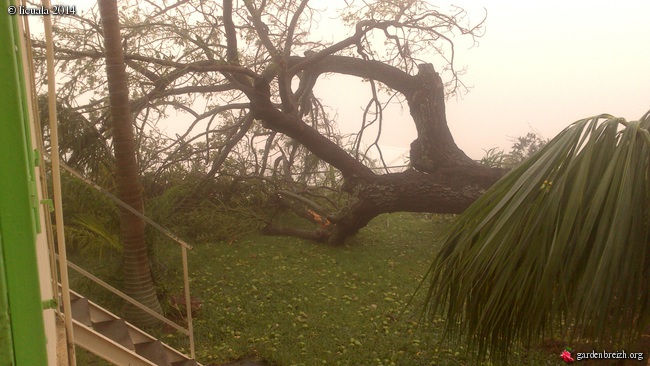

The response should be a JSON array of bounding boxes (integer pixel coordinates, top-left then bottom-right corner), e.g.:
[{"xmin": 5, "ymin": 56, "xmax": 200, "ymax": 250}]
[{"xmin": 0, "ymin": 1, "xmax": 49, "ymax": 364}]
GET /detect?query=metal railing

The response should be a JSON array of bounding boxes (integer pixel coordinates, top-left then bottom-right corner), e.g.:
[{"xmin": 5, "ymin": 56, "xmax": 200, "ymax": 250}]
[
  {"xmin": 21, "ymin": 1, "xmax": 196, "ymax": 361},
  {"xmin": 53, "ymin": 159, "xmax": 197, "ymax": 359}
]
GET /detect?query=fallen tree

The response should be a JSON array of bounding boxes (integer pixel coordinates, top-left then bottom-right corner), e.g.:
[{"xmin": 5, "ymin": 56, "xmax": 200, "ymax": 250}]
[{"xmin": 253, "ymin": 58, "xmax": 505, "ymax": 243}]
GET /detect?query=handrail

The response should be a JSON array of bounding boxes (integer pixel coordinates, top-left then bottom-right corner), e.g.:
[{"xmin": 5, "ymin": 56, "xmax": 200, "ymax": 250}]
[
  {"xmin": 60, "ymin": 257, "xmax": 189, "ymax": 335},
  {"xmin": 49, "ymin": 156, "xmax": 193, "ymax": 250},
  {"xmin": 46, "ymin": 158, "xmax": 197, "ymax": 358},
  {"xmin": 30, "ymin": 0, "xmax": 196, "ymax": 361},
  {"xmin": 39, "ymin": 0, "xmax": 77, "ymax": 363},
  {"xmin": 181, "ymin": 246, "xmax": 195, "ymax": 359}
]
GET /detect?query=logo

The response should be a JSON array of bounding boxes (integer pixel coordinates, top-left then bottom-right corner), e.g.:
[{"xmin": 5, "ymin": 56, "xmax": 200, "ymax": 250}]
[{"xmin": 561, "ymin": 347, "xmax": 575, "ymax": 363}]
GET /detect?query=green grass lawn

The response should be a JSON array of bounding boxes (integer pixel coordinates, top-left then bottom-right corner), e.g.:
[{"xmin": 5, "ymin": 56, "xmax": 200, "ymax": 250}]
[
  {"xmin": 149, "ymin": 213, "xmax": 555, "ymax": 366},
  {"xmin": 70, "ymin": 212, "xmax": 558, "ymax": 365}
]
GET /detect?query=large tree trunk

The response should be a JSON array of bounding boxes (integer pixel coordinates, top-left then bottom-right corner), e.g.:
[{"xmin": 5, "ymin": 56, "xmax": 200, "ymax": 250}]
[
  {"xmin": 98, "ymin": 0, "xmax": 163, "ymax": 326},
  {"xmin": 328, "ymin": 168, "xmax": 501, "ymax": 244},
  {"xmin": 250, "ymin": 56, "xmax": 506, "ymax": 245}
]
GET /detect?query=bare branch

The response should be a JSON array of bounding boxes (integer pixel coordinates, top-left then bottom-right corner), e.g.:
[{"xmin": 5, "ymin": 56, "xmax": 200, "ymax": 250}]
[{"xmin": 284, "ymin": 0, "xmax": 310, "ymax": 59}]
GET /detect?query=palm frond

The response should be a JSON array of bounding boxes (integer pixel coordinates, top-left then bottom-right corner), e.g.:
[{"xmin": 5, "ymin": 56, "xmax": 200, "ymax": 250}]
[
  {"xmin": 69, "ymin": 215, "xmax": 122, "ymax": 257},
  {"xmin": 422, "ymin": 111, "xmax": 650, "ymax": 363}
]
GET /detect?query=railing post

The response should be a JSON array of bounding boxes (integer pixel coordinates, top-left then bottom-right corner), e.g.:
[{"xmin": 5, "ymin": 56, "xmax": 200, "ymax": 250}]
[
  {"xmin": 41, "ymin": 0, "xmax": 77, "ymax": 363},
  {"xmin": 182, "ymin": 245, "xmax": 195, "ymax": 359}
]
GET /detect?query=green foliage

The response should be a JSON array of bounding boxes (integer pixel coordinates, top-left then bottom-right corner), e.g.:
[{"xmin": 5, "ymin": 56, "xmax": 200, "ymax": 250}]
[
  {"xmin": 507, "ymin": 132, "xmax": 547, "ymax": 166},
  {"xmin": 424, "ymin": 112, "xmax": 650, "ymax": 363},
  {"xmin": 66, "ymin": 215, "xmax": 121, "ymax": 255},
  {"xmin": 38, "ymin": 95, "xmax": 113, "ymax": 181},
  {"xmin": 145, "ymin": 174, "xmax": 273, "ymax": 244},
  {"xmin": 479, "ymin": 131, "xmax": 548, "ymax": 169},
  {"xmin": 478, "ymin": 147, "xmax": 506, "ymax": 169},
  {"xmin": 58, "ymin": 172, "xmax": 121, "ymax": 258}
]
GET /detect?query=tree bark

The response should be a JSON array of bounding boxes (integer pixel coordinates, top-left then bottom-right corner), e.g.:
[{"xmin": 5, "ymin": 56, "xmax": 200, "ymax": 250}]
[{"xmin": 98, "ymin": 0, "xmax": 163, "ymax": 326}]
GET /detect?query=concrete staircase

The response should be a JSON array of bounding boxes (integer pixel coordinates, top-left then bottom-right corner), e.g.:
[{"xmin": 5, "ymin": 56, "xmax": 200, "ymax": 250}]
[{"xmin": 67, "ymin": 289, "xmax": 200, "ymax": 366}]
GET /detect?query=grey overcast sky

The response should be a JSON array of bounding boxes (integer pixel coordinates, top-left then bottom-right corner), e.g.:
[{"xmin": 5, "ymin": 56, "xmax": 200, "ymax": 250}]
[{"xmin": 315, "ymin": 1, "xmax": 650, "ymax": 162}]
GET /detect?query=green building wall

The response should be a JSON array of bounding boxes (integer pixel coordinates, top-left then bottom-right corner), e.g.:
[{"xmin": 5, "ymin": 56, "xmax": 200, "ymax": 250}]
[{"xmin": 0, "ymin": 1, "xmax": 50, "ymax": 364}]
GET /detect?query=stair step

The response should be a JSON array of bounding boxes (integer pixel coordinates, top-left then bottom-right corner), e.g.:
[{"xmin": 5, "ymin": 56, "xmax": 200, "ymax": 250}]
[
  {"xmin": 135, "ymin": 340, "xmax": 173, "ymax": 366},
  {"xmin": 70, "ymin": 297, "xmax": 92, "ymax": 327},
  {"xmin": 73, "ymin": 319, "xmax": 157, "ymax": 366},
  {"xmin": 65, "ymin": 288, "xmax": 201, "ymax": 365},
  {"xmin": 93, "ymin": 319, "xmax": 135, "ymax": 350},
  {"xmin": 88, "ymin": 302, "xmax": 117, "ymax": 323}
]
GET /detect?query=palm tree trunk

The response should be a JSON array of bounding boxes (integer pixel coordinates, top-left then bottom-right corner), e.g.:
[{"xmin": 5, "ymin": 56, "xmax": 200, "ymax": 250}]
[{"xmin": 98, "ymin": 0, "xmax": 162, "ymax": 327}]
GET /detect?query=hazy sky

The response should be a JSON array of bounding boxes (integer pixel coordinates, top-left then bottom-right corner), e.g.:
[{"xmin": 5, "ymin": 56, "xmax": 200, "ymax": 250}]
[
  {"xmin": 345, "ymin": 0, "xmax": 650, "ymax": 162},
  {"xmin": 314, "ymin": 1, "xmax": 650, "ymax": 163},
  {"xmin": 39, "ymin": 1, "xmax": 650, "ymax": 163}
]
